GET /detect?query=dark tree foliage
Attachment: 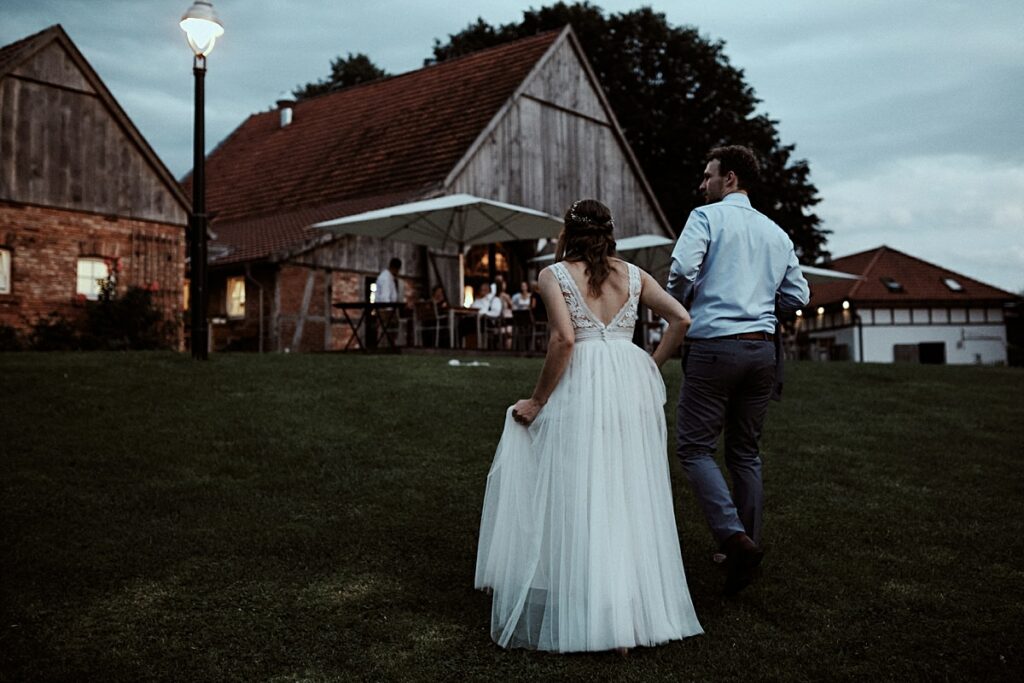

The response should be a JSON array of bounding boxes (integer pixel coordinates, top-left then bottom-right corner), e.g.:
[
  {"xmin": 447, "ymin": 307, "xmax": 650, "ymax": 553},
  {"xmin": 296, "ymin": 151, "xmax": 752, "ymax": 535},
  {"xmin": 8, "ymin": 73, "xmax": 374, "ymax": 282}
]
[
  {"xmin": 293, "ymin": 53, "xmax": 391, "ymax": 100},
  {"xmin": 428, "ymin": 2, "xmax": 829, "ymax": 261}
]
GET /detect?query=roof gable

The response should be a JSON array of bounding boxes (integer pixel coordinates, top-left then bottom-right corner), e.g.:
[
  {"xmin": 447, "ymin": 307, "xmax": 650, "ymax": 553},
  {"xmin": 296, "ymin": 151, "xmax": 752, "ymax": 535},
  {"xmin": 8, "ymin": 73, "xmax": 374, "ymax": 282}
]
[
  {"xmin": 443, "ymin": 27, "xmax": 673, "ymax": 238},
  {"xmin": 0, "ymin": 25, "xmax": 189, "ymax": 222},
  {"xmin": 198, "ymin": 30, "xmax": 562, "ymax": 226},
  {"xmin": 810, "ymin": 245, "xmax": 1016, "ymax": 306}
]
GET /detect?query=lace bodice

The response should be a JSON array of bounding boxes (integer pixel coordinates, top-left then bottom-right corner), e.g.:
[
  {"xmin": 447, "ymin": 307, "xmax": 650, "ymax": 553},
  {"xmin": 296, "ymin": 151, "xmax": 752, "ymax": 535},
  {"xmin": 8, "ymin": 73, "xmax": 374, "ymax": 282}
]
[{"xmin": 550, "ymin": 261, "xmax": 641, "ymax": 342}]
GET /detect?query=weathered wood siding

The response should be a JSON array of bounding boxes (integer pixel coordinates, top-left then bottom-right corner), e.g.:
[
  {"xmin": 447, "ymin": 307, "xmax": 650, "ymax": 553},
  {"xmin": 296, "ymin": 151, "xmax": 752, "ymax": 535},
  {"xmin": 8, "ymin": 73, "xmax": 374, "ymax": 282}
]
[
  {"xmin": 282, "ymin": 235, "xmax": 460, "ymax": 312},
  {"xmin": 448, "ymin": 37, "xmax": 669, "ymax": 239},
  {"xmin": 0, "ymin": 41, "xmax": 186, "ymax": 225},
  {"xmin": 280, "ymin": 234, "xmax": 424, "ymax": 275}
]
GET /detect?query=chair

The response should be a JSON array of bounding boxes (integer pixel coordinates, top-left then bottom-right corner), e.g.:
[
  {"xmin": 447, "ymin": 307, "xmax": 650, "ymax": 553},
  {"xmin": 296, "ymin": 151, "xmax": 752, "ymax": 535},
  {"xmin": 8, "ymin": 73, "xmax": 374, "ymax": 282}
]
[
  {"xmin": 412, "ymin": 301, "xmax": 445, "ymax": 347},
  {"xmin": 479, "ymin": 314, "xmax": 509, "ymax": 350},
  {"xmin": 374, "ymin": 303, "xmax": 412, "ymax": 348},
  {"xmin": 511, "ymin": 310, "xmax": 534, "ymax": 351}
]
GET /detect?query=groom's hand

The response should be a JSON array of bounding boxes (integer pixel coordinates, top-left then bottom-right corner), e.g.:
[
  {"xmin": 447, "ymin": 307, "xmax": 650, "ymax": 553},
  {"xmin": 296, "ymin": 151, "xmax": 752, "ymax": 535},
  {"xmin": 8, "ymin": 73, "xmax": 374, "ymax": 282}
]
[{"xmin": 512, "ymin": 398, "xmax": 542, "ymax": 426}]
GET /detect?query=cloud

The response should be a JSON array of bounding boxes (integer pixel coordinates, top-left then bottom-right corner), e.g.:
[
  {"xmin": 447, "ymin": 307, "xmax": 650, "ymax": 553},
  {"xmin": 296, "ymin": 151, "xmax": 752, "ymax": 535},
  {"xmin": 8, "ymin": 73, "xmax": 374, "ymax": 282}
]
[
  {"xmin": 2, "ymin": 0, "xmax": 1022, "ymax": 294},
  {"xmin": 821, "ymin": 154, "xmax": 1024, "ymax": 292}
]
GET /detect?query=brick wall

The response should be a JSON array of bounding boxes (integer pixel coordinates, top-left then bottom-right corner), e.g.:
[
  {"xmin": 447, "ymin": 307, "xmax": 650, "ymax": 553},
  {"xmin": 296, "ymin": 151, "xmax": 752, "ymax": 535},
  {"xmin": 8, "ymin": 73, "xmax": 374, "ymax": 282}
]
[
  {"xmin": 203, "ymin": 247, "xmax": 428, "ymax": 353},
  {"xmin": 0, "ymin": 201, "xmax": 185, "ymax": 347},
  {"xmin": 207, "ymin": 264, "xmax": 275, "ymax": 352},
  {"xmin": 271, "ymin": 261, "xmax": 424, "ymax": 352}
]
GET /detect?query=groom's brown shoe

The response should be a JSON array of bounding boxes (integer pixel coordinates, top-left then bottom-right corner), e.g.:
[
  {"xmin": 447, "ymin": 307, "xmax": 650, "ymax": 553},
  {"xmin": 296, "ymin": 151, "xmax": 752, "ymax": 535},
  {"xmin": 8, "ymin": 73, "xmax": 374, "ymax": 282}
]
[{"xmin": 721, "ymin": 532, "xmax": 764, "ymax": 596}]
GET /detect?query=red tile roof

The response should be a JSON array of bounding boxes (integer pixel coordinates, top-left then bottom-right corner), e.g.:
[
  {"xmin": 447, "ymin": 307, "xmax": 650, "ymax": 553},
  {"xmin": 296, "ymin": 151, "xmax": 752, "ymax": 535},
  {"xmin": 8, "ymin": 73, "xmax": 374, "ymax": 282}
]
[
  {"xmin": 809, "ymin": 246, "xmax": 1016, "ymax": 307},
  {"xmin": 191, "ymin": 30, "xmax": 562, "ymax": 264},
  {"xmin": 208, "ymin": 190, "xmax": 418, "ymax": 265}
]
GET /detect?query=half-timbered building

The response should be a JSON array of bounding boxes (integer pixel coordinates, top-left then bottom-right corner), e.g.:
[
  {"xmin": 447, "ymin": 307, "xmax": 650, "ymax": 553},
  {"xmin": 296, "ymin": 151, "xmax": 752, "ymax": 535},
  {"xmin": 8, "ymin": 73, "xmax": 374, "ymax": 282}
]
[
  {"xmin": 194, "ymin": 27, "xmax": 673, "ymax": 352},
  {"xmin": 801, "ymin": 246, "xmax": 1016, "ymax": 364}
]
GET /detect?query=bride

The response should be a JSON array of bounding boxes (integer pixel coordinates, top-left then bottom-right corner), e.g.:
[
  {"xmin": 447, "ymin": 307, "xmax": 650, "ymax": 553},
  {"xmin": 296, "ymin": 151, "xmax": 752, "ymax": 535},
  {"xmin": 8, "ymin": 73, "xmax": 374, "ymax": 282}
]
[{"xmin": 475, "ymin": 199, "xmax": 703, "ymax": 653}]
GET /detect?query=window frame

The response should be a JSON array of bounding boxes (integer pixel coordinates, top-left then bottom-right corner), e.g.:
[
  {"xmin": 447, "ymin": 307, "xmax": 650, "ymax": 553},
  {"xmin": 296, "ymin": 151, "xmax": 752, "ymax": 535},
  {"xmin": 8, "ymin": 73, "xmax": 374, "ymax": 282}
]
[
  {"xmin": 76, "ymin": 257, "xmax": 110, "ymax": 301},
  {"xmin": 942, "ymin": 277, "xmax": 964, "ymax": 292},
  {"xmin": 0, "ymin": 248, "xmax": 10, "ymax": 295},
  {"xmin": 226, "ymin": 276, "xmax": 246, "ymax": 319}
]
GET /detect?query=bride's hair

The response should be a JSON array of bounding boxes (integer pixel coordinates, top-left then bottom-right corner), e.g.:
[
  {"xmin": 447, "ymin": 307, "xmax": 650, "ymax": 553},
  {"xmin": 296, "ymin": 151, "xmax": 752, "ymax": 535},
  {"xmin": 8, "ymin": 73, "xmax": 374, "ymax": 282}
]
[{"xmin": 554, "ymin": 199, "xmax": 616, "ymax": 296}]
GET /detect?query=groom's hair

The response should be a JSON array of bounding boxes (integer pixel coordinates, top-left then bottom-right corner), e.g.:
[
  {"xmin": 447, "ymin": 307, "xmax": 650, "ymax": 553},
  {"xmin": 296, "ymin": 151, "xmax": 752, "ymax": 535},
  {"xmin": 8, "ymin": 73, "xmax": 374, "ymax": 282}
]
[{"xmin": 706, "ymin": 145, "xmax": 760, "ymax": 189}]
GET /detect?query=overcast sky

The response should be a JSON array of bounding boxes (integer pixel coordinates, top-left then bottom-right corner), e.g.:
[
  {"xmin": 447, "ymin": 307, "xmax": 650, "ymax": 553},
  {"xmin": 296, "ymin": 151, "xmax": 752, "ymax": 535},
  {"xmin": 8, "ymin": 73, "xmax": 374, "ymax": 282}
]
[{"xmin": 3, "ymin": 0, "xmax": 1023, "ymax": 292}]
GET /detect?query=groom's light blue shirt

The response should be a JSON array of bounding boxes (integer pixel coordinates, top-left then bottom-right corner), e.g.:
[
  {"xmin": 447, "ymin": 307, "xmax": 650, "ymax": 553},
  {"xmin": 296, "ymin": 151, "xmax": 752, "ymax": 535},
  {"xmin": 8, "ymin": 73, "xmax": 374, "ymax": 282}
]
[{"xmin": 667, "ymin": 192, "xmax": 810, "ymax": 339}]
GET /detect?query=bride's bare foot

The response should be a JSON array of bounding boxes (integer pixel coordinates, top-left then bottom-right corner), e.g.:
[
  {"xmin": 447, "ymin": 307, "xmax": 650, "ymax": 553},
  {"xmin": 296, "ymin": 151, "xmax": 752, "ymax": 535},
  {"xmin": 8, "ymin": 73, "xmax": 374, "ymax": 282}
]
[{"xmin": 614, "ymin": 647, "xmax": 629, "ymax": 658}]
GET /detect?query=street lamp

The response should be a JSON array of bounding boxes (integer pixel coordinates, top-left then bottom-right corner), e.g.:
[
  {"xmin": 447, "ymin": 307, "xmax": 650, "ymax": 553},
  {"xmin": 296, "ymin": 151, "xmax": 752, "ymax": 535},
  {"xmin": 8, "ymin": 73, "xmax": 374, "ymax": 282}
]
[{"xmin": 180, "ymin": 1, "xmax": 224, "ymax": 360}]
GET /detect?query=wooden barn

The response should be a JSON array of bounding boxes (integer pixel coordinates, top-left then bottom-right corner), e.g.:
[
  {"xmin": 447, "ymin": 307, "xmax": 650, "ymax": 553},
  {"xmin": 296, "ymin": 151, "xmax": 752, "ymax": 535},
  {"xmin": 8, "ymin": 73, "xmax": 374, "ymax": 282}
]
[
  {"xmin": 801, "ymin": 246, "xmax": 1016, "ymax": 364},
  {"xmin": 0, "ymin": 26, "xmax": 188, "ymax": 344},
  {"xmin": 193, "ymin": 27, "xmax": 673, "ymax": 352}
]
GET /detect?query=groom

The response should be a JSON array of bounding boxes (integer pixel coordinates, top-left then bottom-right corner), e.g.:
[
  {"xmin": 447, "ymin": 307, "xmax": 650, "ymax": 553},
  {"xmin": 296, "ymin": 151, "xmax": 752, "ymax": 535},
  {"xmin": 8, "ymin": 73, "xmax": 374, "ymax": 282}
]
[{"xmin": 667, "ymin": 145, "xmax": 810, "ymax": 596}]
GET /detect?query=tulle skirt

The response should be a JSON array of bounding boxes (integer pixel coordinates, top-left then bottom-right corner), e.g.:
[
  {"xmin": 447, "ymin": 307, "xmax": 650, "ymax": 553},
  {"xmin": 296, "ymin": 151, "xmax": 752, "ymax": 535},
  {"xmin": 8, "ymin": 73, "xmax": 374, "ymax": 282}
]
[{"xmin": 475, "ymin": 338, "xmax": 703, "ymax": 652}]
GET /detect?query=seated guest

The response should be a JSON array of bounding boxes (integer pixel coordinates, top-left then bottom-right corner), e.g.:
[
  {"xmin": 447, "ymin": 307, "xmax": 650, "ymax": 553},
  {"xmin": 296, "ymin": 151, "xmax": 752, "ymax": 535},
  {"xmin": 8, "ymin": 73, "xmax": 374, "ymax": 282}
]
[
  {"xmin": 511, "ymin": 281, "xmax": 532, "ymax": 311},
  {"xmin": 494, "ymin": 276, "xmax": 514, "ymax": 347},
  {"xmin": 430, "ymin": 285, "xmax": 449, "ymax": 312},
  {"xmin": 460, "ymin": 283, "xmax": 502, "ymax": 347},
  {"xmin": 418, "ymin": 285, "xmax": 450, "ymax": 347},
  {"xmin": 471, "ymin": 284, "xmax": 502, "ymax": 319}
]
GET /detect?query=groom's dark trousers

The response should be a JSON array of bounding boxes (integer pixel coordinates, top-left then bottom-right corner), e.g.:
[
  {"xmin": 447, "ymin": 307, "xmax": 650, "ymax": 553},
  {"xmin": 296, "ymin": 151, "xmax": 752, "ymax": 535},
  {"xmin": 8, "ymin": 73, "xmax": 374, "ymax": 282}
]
[{"xmin": 676, "ymin": 338, "xmax": 776, "ymax": 546}]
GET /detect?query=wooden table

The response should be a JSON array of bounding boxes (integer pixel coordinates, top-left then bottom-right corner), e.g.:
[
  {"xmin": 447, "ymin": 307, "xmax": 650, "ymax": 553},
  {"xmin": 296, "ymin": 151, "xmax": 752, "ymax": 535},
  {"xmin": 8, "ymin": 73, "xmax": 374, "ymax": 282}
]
[
  {"xmin": 332, "ymin": 302, "xmax": 406, "ymax": 350},
  {"xmin": 447, "ymin": 307, "xmax": 481, "ymax": 348}
]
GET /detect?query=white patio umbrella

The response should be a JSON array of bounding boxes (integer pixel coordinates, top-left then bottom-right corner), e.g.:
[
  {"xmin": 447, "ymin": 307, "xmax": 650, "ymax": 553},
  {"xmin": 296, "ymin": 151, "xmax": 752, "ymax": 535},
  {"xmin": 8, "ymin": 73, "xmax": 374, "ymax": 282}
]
[
  {"xmin": 314, "ymin": 193, "xmax": 564, "ymax": 298},
  {"xmin": 532, "ymin": 236, "xmax": 861, "ymax": 285},
  {"xmin": 530, "ymin": 233, "xmax": 676, "ymax": 280},
  {"xmin": 800, "ymin": 264, "xmax": 862, "ymax": 284}
]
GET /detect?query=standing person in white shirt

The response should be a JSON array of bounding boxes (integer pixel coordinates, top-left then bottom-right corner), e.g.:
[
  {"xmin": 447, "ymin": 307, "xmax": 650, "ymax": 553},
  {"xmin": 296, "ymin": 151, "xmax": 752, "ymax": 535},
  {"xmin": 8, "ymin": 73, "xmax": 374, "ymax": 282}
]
[
  {"xmin": 375, "ymin": 258, "xmax": 402, "ymax": 303},
  {"xmin": 374, "ymin": 257, "xmax": 403, "ymax": 345}
]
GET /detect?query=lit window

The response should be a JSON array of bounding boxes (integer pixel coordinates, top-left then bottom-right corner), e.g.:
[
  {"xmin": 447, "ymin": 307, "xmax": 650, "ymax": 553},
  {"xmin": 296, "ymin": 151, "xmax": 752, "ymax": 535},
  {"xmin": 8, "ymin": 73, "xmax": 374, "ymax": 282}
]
[
  {"xmin": 226, "ymin": 276, "xmax": 245, "ymax": 318},
  {"xmin": 942, "ymin": 278, "xmax": 964, "ymax": 292},
  {"xmin": 76, "ymin": 258, "xmax": 109, "ymax": 300},
  {"xmin": 880, "ymin": 277, "xmax": 904, "ymax": 293},
  {"xmin": 369, "ymin": 282, "xmax": 377, "ymax": 304},
  {"xmin": 183, "ymin": 279, "xmax": 190, "ymax": 311},
  {"xmin": 0, "ymin": 248, "xmax": 10, "ymax": 294}
]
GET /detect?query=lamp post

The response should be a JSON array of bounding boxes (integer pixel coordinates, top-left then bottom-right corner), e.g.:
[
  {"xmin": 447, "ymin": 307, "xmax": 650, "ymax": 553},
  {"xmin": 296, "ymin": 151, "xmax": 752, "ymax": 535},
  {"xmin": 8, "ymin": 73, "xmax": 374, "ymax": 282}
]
[{"xmin": 180, "ymin": 1, "xmax": 224, "ymax": 360}]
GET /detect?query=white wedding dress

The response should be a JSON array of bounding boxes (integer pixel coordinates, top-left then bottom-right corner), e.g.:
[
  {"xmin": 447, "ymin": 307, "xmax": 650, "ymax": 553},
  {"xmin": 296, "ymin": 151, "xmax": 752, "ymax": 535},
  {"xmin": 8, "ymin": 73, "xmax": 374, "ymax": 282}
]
[{"xmin": 475, "ymin": 261, "xmax": 703, "ymax": 652}]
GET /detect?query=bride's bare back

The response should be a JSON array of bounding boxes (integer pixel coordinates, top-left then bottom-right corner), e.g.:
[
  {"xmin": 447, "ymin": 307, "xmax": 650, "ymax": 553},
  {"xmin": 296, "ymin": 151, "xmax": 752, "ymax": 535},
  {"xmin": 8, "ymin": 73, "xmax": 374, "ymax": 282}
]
[{"xmin": 560, "ymin": 258, "xmax": 631, "ymax": 326}]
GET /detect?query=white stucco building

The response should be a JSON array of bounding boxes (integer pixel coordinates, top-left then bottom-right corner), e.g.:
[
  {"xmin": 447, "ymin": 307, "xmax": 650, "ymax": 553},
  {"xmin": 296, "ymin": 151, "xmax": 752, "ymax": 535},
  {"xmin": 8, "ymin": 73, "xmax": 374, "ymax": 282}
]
[{"xmin": 799, "ymin": 246, "xmax": 1016, "ymax": 365}]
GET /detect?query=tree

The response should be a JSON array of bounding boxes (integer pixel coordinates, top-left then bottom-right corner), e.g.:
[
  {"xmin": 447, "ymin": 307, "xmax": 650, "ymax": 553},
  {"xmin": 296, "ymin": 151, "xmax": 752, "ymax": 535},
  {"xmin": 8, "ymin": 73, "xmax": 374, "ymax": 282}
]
[
  {"xmin": 293, "ymin": 53, "xmax": 390, "ymax": 100},
  {"xmin": 429, "ymin": 2, "xmax": 830, "ymax": 261}
]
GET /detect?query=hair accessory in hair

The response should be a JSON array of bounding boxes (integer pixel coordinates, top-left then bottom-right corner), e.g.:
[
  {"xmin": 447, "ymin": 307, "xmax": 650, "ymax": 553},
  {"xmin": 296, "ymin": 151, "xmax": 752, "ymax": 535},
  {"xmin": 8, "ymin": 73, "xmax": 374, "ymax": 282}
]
[
  {"xmin": 567, "ymin": 200, "xmax": 614, "ymax": 232},
  {"xmin": 567, "ymin": 200, "xmax": 584, "ymax": 225}
]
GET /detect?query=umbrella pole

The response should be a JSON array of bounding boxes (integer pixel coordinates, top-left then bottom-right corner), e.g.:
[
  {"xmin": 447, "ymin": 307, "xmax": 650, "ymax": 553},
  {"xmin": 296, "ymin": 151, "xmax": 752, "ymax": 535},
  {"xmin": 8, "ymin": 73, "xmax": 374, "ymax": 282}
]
[{"xmin": 458, "ymin": 244, "xmax": 466, "ymax": 306}]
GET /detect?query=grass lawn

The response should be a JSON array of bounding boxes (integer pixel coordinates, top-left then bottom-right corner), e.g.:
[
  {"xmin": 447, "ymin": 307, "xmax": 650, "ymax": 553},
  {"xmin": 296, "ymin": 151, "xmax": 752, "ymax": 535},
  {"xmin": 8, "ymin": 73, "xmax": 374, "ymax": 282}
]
[{"xmin": 1, "ymin": 352, "xmax": 1023, "ymax": 681}]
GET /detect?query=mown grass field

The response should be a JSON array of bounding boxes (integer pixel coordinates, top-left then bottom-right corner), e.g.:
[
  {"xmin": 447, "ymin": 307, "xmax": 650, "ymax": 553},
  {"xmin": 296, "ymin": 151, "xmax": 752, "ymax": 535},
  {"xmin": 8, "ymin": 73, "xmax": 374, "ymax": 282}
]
[{"xmin": 1, "ymin": 352, "xmax": 1022, "ymax": 681}]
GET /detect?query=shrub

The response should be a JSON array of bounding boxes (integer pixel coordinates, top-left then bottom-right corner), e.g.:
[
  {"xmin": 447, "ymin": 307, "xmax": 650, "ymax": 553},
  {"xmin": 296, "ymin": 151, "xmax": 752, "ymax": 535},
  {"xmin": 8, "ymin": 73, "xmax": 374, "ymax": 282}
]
[
  {"xmin": 29, "ymin": 312, "xmax": 80, "ymax": 351},
  {"xmin": 0, "ymin": 323, "xmax": 23, "ymax": 351},
  {"xmin": 25, "ymin": 274, "xmax": 178, "ymax": 351},
  {"xmin": 81, "ymin": 279, "xmax": 177, "ymax": 350}
]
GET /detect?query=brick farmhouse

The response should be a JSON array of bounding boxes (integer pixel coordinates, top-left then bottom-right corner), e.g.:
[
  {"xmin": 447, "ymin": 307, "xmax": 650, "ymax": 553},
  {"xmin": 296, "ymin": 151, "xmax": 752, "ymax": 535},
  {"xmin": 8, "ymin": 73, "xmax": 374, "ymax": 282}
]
[{"xmin": 0, "ymin": 26, "xmax": 189, "ymax": 344}]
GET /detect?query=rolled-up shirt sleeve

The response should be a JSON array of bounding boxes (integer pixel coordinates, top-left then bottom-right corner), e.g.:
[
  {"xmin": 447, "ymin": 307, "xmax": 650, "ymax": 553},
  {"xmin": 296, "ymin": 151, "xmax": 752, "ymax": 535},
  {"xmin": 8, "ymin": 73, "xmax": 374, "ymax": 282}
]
[
  {"xmin": 667, "ymin": 209, "xmax": 710, "ymax": 305},
  {"xmin": 777, "ymin": 248, "xmax": 810, "ymax": 311}
]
